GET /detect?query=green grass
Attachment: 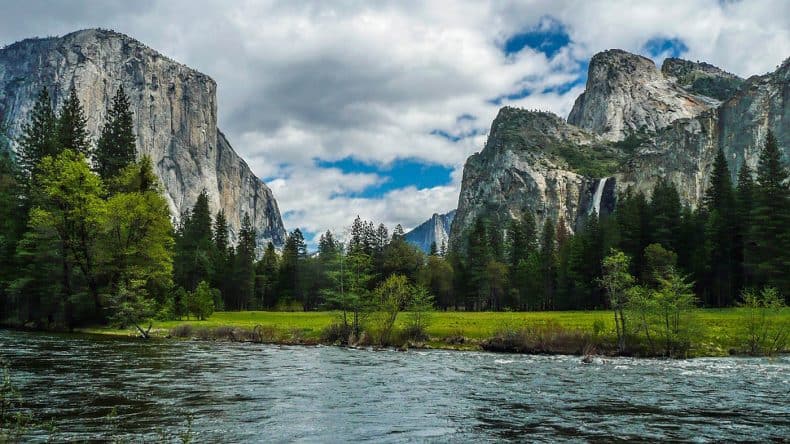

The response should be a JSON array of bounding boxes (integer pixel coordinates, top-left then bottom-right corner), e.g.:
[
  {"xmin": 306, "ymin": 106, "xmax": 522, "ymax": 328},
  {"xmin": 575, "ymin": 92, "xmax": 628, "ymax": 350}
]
[{"xmin": 78, "ymin": 308, "xmax": 789, "ymax": 357}]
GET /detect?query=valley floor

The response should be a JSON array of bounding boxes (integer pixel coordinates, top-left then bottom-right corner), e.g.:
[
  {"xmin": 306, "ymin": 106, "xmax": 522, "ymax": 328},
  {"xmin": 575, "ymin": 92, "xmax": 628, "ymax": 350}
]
[{"xmin": 76, "ymin": 308, "xmax": 790, "ymax": 358}]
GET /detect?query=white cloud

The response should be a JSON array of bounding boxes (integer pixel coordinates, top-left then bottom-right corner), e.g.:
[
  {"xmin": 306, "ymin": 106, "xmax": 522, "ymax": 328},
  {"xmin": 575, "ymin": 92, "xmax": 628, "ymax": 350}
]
[{"xmin": 1, "ymin": 0, "xmax": 787, "ymax": 245}]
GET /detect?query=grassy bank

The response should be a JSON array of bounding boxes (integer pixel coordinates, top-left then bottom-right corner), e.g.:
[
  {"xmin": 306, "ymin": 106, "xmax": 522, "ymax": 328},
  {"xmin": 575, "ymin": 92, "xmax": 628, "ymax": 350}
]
[{"xmin": 76, "ymin": 308, "xmax": 790, "ymax": 357}]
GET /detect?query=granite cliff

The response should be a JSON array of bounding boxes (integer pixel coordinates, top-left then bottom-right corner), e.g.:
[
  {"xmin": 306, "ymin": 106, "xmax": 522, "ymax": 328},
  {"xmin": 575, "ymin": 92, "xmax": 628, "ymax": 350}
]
[
  {"xmin": 405, "ymin": 210, "xmax": 456, "ymax": 253},
  {"xmin": 451, "ymin": 49, "xmax": 788, "ymax": 251},
  {"xmin": 0, "ymin": 29, "xmax": 286, "ymax": 249}
]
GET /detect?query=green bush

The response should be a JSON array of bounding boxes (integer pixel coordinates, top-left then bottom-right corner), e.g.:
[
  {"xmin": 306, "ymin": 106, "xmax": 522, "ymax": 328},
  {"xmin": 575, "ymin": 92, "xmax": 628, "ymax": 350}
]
[{"xmin": 739, "ymin": 287, "xmax": 788, "ymax": 356}]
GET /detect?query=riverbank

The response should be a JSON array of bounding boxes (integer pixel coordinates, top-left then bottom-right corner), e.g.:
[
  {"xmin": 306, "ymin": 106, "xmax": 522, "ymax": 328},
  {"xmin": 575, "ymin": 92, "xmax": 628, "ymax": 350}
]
[{"xmin": 69, "ymin": 308, "xmax": 789, "ymax": 358}]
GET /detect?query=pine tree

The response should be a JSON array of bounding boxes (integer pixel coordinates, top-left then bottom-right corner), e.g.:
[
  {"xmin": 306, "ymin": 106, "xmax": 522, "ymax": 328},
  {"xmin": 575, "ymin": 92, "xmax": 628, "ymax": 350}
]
[
  {"xmin": 507, "ymin": 212, "xmax": 537, "ymax": 308},
  {"xmin": 95, "ymin": 86, "xmax": 136, "ymax": 180},
  {"xmin": 279, "ymin": 228, "xmax": 307, "ymax": 305},
  {"xmin": 255, "ymin": 242, "xmax": 279, "ymax": 308},
  {"xmin": 616, "ymin": 189, "xmax": 650, "ymax": 280},
  {"xmin": 234, "ymin": 213, "xmax": 257, "ymax": 310},
  {"xmin": 735, "ymin": 163, "xmax": 756, "ymax": 291},
  {"xmin": 17, "ymin": 87, "xmax": 58, "ymax": 189},
  {"xmin": 702, "ymin": 147, "xmax": 737, "ymax": 307},
  {"xmin": 750, "ymin": 131, "xmax": 790, "ymax": 297},
  {"xmin": 0, "ymin": 152, "xmax": 21, "ymax": 313},
  {"xmin": 466, "ymin": 216, "xmax": 491, "ymax": 310},
  {"xmin": 539, "ymin": 218, "xmax": 557, "ymax": 310},
  {"xmin": 173, "ymin": 190, "xmax": 214, "ymax": 291},
  {"xmin": 650, "ymin": 178, "xmax": 681, "ymax": 252},
  {"xmin": 56, "ymin": 86, "xmax": 91, "ymax": 157},
  {"xmin": 210, "ymin": 210, "xmax": 231, "ymax": 304}
]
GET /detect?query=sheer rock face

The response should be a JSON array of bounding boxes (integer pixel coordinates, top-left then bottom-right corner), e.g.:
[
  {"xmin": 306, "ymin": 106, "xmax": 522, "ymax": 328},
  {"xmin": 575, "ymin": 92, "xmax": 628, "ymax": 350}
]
[
  {"xmin": 449, "ymin": 108, "xmax": 613, "ymax": 249},
  {"xmin": 568, "ymin": 49, "xmax": 716, "ymax": 141},
  {"xmin": 405, "ymin": 210, "xmax": 456, "ymax": 253},
  {"xmin": 618, "ymin": 57, "xmax": 789, "ymax": 200},
  {"xmin": 452, "ymin": 50, "xmax": 788, "ymax": 252},
  {"xmin": 0, "ymin": 29, "xmax": 286, "ymax": 249}
]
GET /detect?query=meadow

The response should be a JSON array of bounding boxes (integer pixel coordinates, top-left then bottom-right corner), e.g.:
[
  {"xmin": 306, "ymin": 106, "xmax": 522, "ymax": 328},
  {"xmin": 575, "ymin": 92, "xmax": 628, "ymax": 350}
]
[{"xmin": 80, "ymin": 308, "xmax": 789, "ymax": 357}]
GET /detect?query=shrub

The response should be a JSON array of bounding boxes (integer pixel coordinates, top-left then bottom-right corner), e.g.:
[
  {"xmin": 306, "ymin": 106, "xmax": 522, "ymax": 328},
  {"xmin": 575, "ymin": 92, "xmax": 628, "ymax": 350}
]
[
  {"xmin": 321, "ymin": 322, "xmax": 352, "ymax": 344},
  {"xmin": 170, "ymin": 324, "xmax": 194, "ymax": 338},
  {"xmin": 739, "ymin": 287, "xmax": 788, "ymax": 356},
  {"xmin": 483, "ymin": 321, "xmax": 592, "ymax": 354}
]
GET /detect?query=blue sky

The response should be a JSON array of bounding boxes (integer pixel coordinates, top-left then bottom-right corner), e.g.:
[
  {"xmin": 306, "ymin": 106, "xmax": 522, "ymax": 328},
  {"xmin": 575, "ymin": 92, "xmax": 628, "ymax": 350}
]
[{"xmin": 3, "ymin": 0, "xmax": 787, "ymax": 246}]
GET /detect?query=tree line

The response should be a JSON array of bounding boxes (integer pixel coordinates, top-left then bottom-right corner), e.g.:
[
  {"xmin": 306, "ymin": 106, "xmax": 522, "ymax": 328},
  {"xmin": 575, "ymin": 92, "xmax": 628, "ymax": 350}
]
[
  {"xmin": 449, "ymin": 133, "xmax": 788, "ymax": 311},
  {"xmin": 1, "ymin": 86, "xmax": 787, "ymax": 333}
]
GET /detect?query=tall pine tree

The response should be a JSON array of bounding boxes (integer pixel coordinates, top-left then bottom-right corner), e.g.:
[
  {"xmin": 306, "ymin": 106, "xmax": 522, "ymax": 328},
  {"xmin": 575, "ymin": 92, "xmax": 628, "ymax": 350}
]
[
  {"xmin": 56, "ymin": 86, "xmax": 91, "ymax": 157},
  {"xmin": 750, "ymin": 131, "xmax": 790, "ymax": 297},
  {"xmin": 95, "ymin": 86, "xmax": 136, "ymax": 180},
  {"xmin": 233, "ymin": 213, "xmax": 257, "ymax": 309},
  {"xmin": 17, "ymin": 87, "xmax": 58, "ymax": 189},
  {"xmin": 702, "ymin": 147, "xmax": 737, "ymax": 306}
]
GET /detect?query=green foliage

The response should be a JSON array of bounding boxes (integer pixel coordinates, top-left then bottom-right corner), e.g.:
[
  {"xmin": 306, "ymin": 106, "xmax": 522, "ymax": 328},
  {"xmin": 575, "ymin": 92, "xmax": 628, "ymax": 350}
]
[
  {"xmin": 56, "ymin": 86, "xmax": 91, "ymax": 157},
  {"xmin": 173, "ymin": 190, "xmax": 214, "ymax": 292},
  {"xmin": 600, "ymin": 249, "xmax": 634, "ymax": 353},
  {"xmin": 95, "ymin": 86, "xmax": 136, "ymax": 180},
  {"xmin": 738, "ymin": 287, "xmax": 788, "ymax": 356},
  {"xmin": 642, "ymin": 243, "xmax": 677, "ymax": 287},
  {"xmin": 101, "ymin": 158, "xmax": 174, "ymax": 291},
  {"xmin": 649, "ymin": 269, "xmax": 698, "ymax": 356},
  {"xmin": 32, "ymin": 149, "xmax": 105, "ymax": 319},
  {"xmin": 417, "ymin": 255, "xmax": 453, "ymax": 309},
  {"xmin": 749, "ymin": 131, "xmax": 790, "ymax": 297},
  {"xmin": 278, "ymin": 228, "xmax": 308, "ymax": 306},
  {"xmin": 232, "ymin": 213, "xmax": 257, "ymax": 310},
  {"xmin": 322, "ymin": 249, "xmax": 375, "ymax": 340},
  {"xmin": 255, "ymin": 242, "xmax": 279, "ymax": 308},
  {"xmin": 0, "ymin": 153, "xmax": 21, "ymax": 315},
  {"xmin": 17, "ymin": 88, "xmax": 58, "ymax": 190},
  {"xmin": 370, "ymin": 274, "xmax": 411, "ymax": 345},
  {"xmin": 686, "ymin": 76, "xmax": 743, "ymax": 101},
  {"xmin": 186, "ymin": 281, "xmax": 216, "ymax": 320},
  {"xmin": 106, "ymin": 280, "xmax": 156, "ymax": 338},
  {"xmin": 554, "ymin": 142, "xmax": 624, "ymax": 177},
  {"xmin": 404, "ymin": 286, "xmax": 434, "ymax": 341}
]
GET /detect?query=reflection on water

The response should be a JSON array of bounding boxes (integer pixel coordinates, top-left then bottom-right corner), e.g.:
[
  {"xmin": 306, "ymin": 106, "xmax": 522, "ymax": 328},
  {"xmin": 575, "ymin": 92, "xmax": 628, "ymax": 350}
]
[{"xmin": 2, "ymin": 329, "xmax": 788, "ymax": 442}]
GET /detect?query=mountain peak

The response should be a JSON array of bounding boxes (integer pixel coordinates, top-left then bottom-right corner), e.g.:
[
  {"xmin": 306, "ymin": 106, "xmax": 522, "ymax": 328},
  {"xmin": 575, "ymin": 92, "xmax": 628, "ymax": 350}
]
[
  {"xmin": 568, "ymin": 49, "xmax": 714, "ymax": 141},
  {"xmin": 405, "ymin": 210, "xmax": 456, "ymax": 253}
]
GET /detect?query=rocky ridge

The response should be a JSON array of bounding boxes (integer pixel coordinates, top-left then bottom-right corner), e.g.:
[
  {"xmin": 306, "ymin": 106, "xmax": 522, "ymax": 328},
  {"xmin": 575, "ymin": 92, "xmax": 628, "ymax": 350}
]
[
  {"xmin": 451, "ymin": 49, "xmax": 788, "ymax": 251},
  {"xmin": 0, "ymin": 29, "xmax": 286, "ymax": 249}
]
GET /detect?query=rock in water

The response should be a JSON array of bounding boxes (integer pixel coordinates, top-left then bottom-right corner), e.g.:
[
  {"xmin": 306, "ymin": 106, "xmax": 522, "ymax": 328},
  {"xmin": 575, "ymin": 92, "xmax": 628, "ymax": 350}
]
[
  {"xmin": 0, "ymin": 29, "xmax": 286, "ymax": 249},
  {"xmin": 405, "ymin": 210, "xmax": 456, "ymax": 253}
]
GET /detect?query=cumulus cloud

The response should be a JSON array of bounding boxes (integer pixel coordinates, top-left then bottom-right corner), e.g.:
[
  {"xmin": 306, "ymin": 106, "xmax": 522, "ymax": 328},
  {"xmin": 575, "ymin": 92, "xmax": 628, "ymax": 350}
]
[{"xmin": 1, "ymin": 0, "xmax": 787, "ymax": 245}]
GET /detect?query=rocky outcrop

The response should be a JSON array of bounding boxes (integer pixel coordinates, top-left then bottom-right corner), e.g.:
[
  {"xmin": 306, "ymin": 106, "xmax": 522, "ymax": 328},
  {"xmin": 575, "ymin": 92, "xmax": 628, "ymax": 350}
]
[
  {"xmin": 0, "ymin": 29, "xmax": 286, "ymax": 249},
  {"xmin": 405, "ymin": 210, "xmax": 456, "ymax": 253},
  {"xmin": 618, "ymin": 57, "xmax": 789, "ymax": 200},
  {"xmin": 449, "ymin": 108, "xmax": 617, "ymax": 249},
  {"xmin": 661, "ymin": 58, "xmax": 743, "ymax": 101},
  {"xmin": 452, "ymin": 50, "xmax": 788, "ymax": 253},
  {"xmin": 568, "ymin": 49, "xmax": 716, "ymax": 141}
]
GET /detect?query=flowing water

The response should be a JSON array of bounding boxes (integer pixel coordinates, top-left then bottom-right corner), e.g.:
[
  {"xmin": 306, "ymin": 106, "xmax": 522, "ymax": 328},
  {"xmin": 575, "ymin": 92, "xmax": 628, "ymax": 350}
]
[
  {"xmin": 589, "ymin": 177, "xmax": 608, "ymax": 216},
  {"xmin": 1, "ymin": 329, "xmax": 788, "ymax": 442}
]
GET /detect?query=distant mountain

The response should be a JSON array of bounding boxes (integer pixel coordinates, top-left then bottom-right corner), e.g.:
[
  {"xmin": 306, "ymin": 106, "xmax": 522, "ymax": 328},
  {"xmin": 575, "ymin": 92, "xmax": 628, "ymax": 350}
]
[{"xmin": 405, "ymin": 210, "xmax": 456, "ymax": 253}]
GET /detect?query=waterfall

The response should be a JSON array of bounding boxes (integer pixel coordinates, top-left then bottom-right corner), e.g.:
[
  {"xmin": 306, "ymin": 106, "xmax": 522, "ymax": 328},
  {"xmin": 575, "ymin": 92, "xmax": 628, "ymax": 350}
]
[{"xmin": 589, "ymin": 177, "xmax": 608, "ymax": 216}]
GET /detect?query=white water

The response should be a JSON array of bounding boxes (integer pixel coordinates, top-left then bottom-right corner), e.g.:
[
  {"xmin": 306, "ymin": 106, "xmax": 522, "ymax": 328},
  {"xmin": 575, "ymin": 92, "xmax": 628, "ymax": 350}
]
[{"xmin": 589, "ymin": 177, "xmax": 608, "ymax": 216}]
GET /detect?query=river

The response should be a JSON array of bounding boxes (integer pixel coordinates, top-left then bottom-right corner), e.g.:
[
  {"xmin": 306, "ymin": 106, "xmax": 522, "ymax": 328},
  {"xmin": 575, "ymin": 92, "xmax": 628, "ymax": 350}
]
[{"xmin": 1, "ymin": 329, "xmax": 788, "ymax": 442}]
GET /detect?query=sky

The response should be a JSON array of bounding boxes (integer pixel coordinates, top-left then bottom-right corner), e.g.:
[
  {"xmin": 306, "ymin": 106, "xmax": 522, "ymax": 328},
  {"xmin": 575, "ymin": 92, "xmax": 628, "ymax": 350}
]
[{"xmin": 1, "ymin": 0, "xmax": 788, "ymax": 245}]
